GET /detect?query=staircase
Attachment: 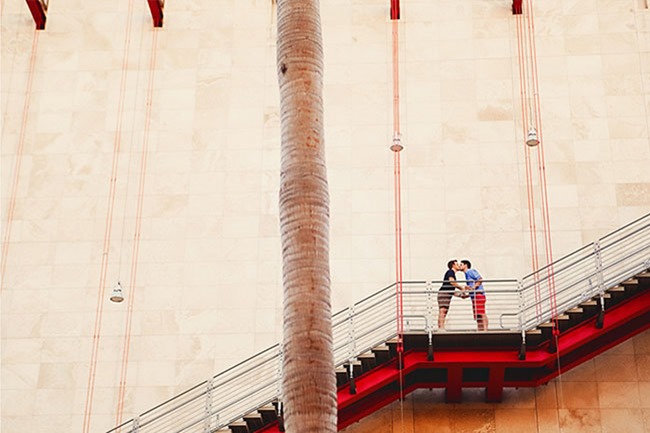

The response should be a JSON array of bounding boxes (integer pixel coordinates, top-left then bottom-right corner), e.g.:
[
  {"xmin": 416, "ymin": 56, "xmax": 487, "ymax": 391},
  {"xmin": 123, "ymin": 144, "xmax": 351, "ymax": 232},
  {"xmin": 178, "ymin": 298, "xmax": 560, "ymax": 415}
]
[{"xmin": 106, "ymin": 213, "xmax": 650, "ymax": 433}]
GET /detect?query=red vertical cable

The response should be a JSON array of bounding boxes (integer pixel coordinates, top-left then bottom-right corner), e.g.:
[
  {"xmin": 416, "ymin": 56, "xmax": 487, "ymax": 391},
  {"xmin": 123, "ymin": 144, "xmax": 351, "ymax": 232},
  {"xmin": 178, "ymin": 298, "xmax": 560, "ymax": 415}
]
[
  {"xmin": 82, "ymin": 1, "xmax": 135, "ymax": 431},
  {"xmin": 114, "ymin": 30, "xmax": 159, "ymax": 426},
  {"xmin": 392, "ymin": 22, "xmax": 401, "ymax": 139},
  {"xmin": 392, "ymin": 144, "xmax": 403, "ymax": 349},
  {"xmin": 515, "ymin": 13, "xmax": 541, "ymax": 320},
  {"xmin": 0, "ymin": 31, "xmax": 39, "ymax": 294},
  {"xmin": 524, "ymin": 0, "xmax": 557, "ymax": 324},
  {"xmin": 390, "ymin": 16, "xmax": 406, "ymax": 433},
  {"xmin": 390, "ymin": 19, "xmax": 404, "ymax": 359}
]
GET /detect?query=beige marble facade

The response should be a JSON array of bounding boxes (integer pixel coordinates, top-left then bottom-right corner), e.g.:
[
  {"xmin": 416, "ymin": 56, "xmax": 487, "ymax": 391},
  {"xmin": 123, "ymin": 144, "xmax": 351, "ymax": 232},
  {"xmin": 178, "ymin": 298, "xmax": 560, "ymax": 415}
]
[{"xmin": 1, "ymin": 0, "xmax": 649, "ymax": 432}]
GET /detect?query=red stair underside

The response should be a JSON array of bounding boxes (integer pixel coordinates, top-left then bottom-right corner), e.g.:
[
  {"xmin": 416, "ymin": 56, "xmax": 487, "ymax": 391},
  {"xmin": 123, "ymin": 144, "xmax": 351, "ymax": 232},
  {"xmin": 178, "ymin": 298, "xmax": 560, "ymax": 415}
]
[{"xmin": 259, "ymin": 288, "xmax": 650, "ymax": 432}]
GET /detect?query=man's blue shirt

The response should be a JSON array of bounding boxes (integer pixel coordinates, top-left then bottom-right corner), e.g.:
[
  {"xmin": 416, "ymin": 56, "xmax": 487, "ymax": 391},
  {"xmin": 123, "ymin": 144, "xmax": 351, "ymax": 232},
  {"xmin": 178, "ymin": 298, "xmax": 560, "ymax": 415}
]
[{"xmin": 465, "ymin": 268, "xmax": 484, "ymax": 294}]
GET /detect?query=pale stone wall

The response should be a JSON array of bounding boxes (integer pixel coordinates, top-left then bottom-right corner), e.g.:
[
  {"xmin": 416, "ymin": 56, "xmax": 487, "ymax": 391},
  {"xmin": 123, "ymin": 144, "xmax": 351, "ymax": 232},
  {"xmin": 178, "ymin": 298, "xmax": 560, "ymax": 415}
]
[
  {"xmin": 342, "ymin": 328, "xmax": 650, "ymax": 433},
  {"xmin": 1, "ymin": 0, "xmax": 649, "ymax": 432}
]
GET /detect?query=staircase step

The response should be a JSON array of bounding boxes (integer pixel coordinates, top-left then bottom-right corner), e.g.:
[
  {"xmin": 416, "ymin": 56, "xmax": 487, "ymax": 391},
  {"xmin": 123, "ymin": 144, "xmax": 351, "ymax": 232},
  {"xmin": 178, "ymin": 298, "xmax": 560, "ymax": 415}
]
[
  {"xmin": 565, "ymin": 307, "xmax": 586, "ymax": 328},
  {"xmin": 579, "ymin": 299, "xmax": 600, "ymax": 318},
  {"xmin": 371, "ymin": 345, "xmax": 392, "ymax": 365},
  {"xmin": 229, "ymin": 421, "xmax": 249, "ymax": 433},
  {"xmin": 345, "ymin": 361, "xmax": 363, "ymax": 379},
  {"xmin": 621, "ymin": 279, "xmax": 640, "ymax": 297},
  {"xmin": 386, "ymin": 338, "xmax": 399, "ymax": 357},
  {"xmin": 258, "ymin": 405, "xmax": 277, "ymax": 425},
  {"xmin": 525, "ymin": 329, "xmax": 543, "ymax": 346},
  {"xmin": 538, "ymin": 315, "xmax": 570, "ymax": 327},
  {"xmin": 358, "ymin": 353, "xmax": 377, "ymax": 372},
  {"xmin": 336, "ymin": 367, "xmax": 348, "ymax": 387},
  {"xmin": 593, "ymin": 293, "xmax": 611, "ymax": 309},
  {"xmin": 637, "ymin": 272, "xmax": 650, "ymax": 288},
  {"xmin": 243, "ymin": 414, "xmax": 264, "ymax": 432},
  {"xmin": 607, "ymin": 286, "xmax": 629, "ymax": 305},
  {"xmin": 619, "ymin": 283, "xmax": 637, "ymax": 296},
  {"xmin": 537, "ymin": 315, "xmax": 570, "ymax": 339},
  {"xmin": 403, "ymin": 332, "xmax": 429, "ymax": 349}
]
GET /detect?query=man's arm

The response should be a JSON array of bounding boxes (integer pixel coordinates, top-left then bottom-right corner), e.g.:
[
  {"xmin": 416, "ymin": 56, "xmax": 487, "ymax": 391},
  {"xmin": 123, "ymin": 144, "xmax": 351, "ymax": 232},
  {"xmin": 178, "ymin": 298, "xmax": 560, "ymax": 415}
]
[
  {"xmin": 449, "ymin": 276, "xmax": 469, "ymax": 297},
  {"xmin": 467, "ymin": 270, "xmax": 482, "ymax": 291},
  {"xmin": 449, "ymin": 276, "xmax": 463, "ymax": 290}
]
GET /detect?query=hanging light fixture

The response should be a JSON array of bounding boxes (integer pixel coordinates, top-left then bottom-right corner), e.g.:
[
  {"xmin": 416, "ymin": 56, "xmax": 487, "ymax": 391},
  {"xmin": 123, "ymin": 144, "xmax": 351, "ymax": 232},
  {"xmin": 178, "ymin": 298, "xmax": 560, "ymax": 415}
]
[
  {"xmin": 526, "ymin": 127, "xmax": 540, "ymax": 147},
  {"xmin": 110, "ymin": 282, "xmax": 125, "ymax": 303},
  {"xmin": 390, "ymin": 132, "xmax": 403, "ymax": 152}
]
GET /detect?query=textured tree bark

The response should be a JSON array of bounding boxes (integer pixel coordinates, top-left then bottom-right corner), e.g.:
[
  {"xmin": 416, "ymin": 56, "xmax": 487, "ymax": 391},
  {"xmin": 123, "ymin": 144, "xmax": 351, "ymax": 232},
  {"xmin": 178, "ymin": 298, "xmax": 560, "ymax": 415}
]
[{"xmin": 276, "ymin": 1, "xmax": 336, "ymax": 432}]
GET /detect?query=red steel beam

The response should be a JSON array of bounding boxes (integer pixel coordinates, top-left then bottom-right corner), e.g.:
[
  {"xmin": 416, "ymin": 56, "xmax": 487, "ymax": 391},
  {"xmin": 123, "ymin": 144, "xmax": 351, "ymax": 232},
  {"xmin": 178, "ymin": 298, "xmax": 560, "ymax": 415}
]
[
  {"xmin": 486, "ymin": 367, "xmax": 505, "ymax": 402},
  {"xmin": 512, "ymin": 0, "xmax": 523, "ymax": 14},
  {"xmin": 390, "ymin": 0, "xmax": 400, "ymax": 20},
  {"xmin": 147, "ymin": 0, "xmax": 164, "ymax": 27},
  {"xmin": 25, "ymin": 0, "xmax": 47, "ymax": 30}
]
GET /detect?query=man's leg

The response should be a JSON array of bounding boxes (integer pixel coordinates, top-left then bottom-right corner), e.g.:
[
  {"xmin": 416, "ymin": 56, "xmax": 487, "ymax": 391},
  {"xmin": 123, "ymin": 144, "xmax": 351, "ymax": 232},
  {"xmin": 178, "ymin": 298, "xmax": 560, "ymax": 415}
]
[
  {"xmin": 438, "ymin": 308, "xmax": 448, "ymax": 329},
  {"xmin": 477, "ymin": 314, "xmax": 487, "ymax": 331},
  {"xmin": 474, "ymin": 294, "xmax": 487, "ymax": 331},
  {"xmin": 437, "ymin": 291, "xmax": 451, "ymax": 329}
]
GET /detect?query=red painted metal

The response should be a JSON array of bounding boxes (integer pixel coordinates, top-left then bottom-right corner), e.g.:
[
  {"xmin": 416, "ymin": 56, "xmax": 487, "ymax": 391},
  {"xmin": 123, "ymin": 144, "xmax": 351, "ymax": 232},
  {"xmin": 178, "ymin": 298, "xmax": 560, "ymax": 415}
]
[
  {"xmin": 446, "ymin": 366, "xmax": 462, "ymax": 403},
  {"xmin": 146, "ymin": 0, "xmax": 164, "ymax": 27},
  {"xmin": 513, "ymin": 0, "xmax": 523, "ymax": 14},
  {"xmin": 390, "ymin": 0, "xmax": 400, "ymax": 20},
  {"xmin": 486, "ymin": 367, "xmax": 505, "ymax": 402},
  {"xmin": 257, "ymin": 289, "xmax": 650, "ymax": 432},
  {"xmin": 25, "ymin": 0, "xmax": 47, "ymax": 29}
]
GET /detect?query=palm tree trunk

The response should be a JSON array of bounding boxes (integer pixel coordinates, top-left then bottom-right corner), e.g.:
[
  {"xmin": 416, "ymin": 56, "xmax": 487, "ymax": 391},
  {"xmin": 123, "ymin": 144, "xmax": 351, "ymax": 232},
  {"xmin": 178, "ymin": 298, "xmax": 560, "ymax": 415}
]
[{"xmin": 276, "ymin": 1, "xmax": 336, "ymax": 432}]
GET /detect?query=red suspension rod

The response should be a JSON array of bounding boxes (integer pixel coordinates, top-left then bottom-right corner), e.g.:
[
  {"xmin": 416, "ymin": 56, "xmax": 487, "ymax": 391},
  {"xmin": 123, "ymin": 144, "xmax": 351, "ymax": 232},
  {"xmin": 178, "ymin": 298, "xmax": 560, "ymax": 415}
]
[
  {"xmin": 390, "ymin": 0, "xmax": 400, "ymax": 20},
  {"xmin": 25, "ymin": 0, "xmax": 47, "ymax": 29},
  {"xmin": 147, "ymin": 0, "xmax": 164, "ymax": 27}
]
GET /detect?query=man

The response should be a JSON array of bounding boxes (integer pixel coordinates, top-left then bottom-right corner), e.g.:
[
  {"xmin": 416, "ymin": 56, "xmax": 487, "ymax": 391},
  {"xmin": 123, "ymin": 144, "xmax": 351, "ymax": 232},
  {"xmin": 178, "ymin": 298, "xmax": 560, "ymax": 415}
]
[
  {"xmin": 459, "ymin": 260, "xmax": 488, "ymax": 331},
  {"xmin": 438, "ymin": 259, "xmax": 463, "ymax": 329}
]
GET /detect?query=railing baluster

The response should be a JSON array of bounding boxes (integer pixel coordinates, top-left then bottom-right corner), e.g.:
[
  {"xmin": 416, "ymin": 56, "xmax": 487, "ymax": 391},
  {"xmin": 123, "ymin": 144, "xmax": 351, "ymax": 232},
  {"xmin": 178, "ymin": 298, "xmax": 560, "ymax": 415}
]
[
  {"xmin": 425, "ymin": 281, "xmax": 434, "ymax": 360},
  {"xmin": 276, "ymin": 344, "xmax": 284, "ymax": 432},
  {"xmin": 347, "ymin": 306, "xmax": 356, "ymax": 360},
  {"xmin": 347, "ymin": 306, "xmax": 357, "ymax": 394},
  {"xmin": 203, "ymin": 379, "xmax": 213, "ymax": 433},
  {"xmin": 594, "ymin": 241, "xmax": 606, "ymax": 328},
  {"xmin": 517, "ymin": 280, "xmax": 526, "ymax": 360}
]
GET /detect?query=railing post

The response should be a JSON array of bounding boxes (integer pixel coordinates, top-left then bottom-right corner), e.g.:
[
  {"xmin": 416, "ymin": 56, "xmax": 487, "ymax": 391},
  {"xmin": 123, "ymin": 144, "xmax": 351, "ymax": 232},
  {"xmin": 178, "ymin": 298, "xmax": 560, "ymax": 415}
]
[
  {"xmin": 276, "ymin": 343, "xmax": 284, "ymax": 396},
  {"xmin": 203, "ymin": 379, "xmax": 214, "ymax": 433},
  {"xmin": 133, "ymin": 416, "xmax": 140, "ymax": 433},
  {"xmin": 517, "ymin": 280, "xmax": 527, "ymax": 360},
  {"xmin": 347, "ymin": 306, "xmax": 357, "ymax": 394},
  {"xmin": 594, "ymin": 241, "xmax": 606, "ymax": 328},
  {"xmin": 425, "ymin": 281, "xmax": 434, "ymax": 361},
  {"xmin": 276, "ymin": 344, "xmax": 285, "ymax": 432}
]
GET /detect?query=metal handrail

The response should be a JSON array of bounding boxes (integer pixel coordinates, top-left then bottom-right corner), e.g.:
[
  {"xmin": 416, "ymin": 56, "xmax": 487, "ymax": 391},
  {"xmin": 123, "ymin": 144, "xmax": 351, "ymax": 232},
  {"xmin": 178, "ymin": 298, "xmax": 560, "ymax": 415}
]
[{"xmin": 107, "ymin": 213, "xmax": 650, "ymax": 433}]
